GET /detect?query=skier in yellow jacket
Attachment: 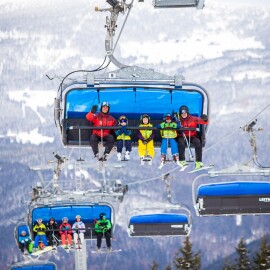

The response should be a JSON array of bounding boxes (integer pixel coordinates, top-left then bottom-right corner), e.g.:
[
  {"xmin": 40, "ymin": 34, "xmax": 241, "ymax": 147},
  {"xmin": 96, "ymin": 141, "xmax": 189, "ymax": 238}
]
[{"xmin": 138, "ymin": 114, "xmax": 155, "ymax": 165}]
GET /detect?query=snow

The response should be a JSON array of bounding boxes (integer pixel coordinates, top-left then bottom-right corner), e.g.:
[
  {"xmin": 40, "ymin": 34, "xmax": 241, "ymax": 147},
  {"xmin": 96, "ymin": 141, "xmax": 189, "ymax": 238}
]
[
  {"xmin": 120, "ymin": 31, "xmax": 264, "ymax": 64},
  {"xmin": 6, "ymin": 128, "xmax": 54, "ymax": 145},
  {"xmin": 7, "ymin": 89, "xmax": 55, "ymax": 145}
]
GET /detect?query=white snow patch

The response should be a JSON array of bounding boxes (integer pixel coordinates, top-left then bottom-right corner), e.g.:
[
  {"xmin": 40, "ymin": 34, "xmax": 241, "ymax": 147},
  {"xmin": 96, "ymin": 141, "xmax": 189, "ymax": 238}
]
[
  {"xmin": 8, "ymin": 89, "xmax": 55, "ymax": 123},
  {"xmin": 7, "ymin": 128, "xmax": 54, "ymax": 145},
  {"xmin": 121, "ymin": 31, "xmax": 264, "ymax": 64}
]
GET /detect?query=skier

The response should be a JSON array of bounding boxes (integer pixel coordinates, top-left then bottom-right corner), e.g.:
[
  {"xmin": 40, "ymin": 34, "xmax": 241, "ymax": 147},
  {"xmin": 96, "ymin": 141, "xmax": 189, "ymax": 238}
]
[
  {"xmin": 95, "ymin": 213, "xmax": 112, "ymax": 252},
  {"xmin": 138, "ymin": 114, "xmax": 155, "ymax": 165},
  {"xmin": 157, "ymin": 113, "xmax": 181, "ymax": 168},
  {"xmin": 177, "ymin": 105, "xmax": 208, "ymax": 170},
  {"xmin": 72, "ymin": 215, "xmax": 86, "ymax": 247},
  {"xmin": 18, "ymin": 230, "xmax": 31, "ymax": 254},
  {"xmin": 59, "ymin": 217, "xmax": 73, "ymax": 248},
  {"xmin": 86, "ymin": 101, "xmax": 117, "ymax": 161},
  {"xmin": 115, "ymin": 115, "xmax": 132, "ymax": 161},
  {"xmin": 46, "ymin": 217, "xmax": 58, "ymax": 247},
  {"xmin": 33, "ymin": 218, "xmax": 48, "ymax": 250}
]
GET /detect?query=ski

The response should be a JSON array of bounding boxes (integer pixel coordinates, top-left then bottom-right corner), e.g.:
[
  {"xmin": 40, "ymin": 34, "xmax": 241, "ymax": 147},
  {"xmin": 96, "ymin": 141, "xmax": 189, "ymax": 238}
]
[
  {"xmin": 188, "ymin": 164, "xmax": 214, "ymax": 174},
  {"xmin": 179, "ymin": 164, "xmax": 189, "ymax": 172},
  {"xmin": 91, "ymin": 248, "xmax": 122, "ymax": 254},
  {"xmin": 30, "ymin": 246, "xmax": 53, "ymax": 257},
  {"xmin": 142, "ymin": 156, "xmax": 152, "ymax": 166}
]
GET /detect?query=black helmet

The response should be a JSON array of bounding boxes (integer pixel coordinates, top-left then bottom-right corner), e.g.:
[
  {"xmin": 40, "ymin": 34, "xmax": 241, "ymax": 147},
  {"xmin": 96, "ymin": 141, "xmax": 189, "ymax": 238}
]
[
  {"xmin": 100, "ymin": 213, "xmax": 106, "ymax": 219},
  {"xmin": 140, "ymin": 114, "xmax": 150, "ymax": 124},
  {"xmin": 179, "ymin": 105, "xmax": 189, "ymax": 115},
  {"xmin": 118, "ymin": 115, "xmax": 128, "ymax": 125}
]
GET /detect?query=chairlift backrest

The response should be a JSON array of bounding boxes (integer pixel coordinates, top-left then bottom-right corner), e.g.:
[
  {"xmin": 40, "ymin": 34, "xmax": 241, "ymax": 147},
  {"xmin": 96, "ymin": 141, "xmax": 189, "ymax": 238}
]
[
  {"xmin": 31, "ymin": 204, "xmax": 113, "ymax": 239},
  {"xmin": 195, "ymin": 181, "xmax": 270, "ymax": 216},
  {"xmin": 128, "ymin": 213, "xmax": 191, "ymax": 237},
  {"xmin": 10, "ymin": 262, "xmax": 57, "ymax": 270}
]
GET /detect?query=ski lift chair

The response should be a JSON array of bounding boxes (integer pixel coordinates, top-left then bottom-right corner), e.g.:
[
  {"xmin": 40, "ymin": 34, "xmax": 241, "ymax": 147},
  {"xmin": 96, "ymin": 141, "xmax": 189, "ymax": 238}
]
[
  {"xmin": 54, "ymin": 66, "xmax": 209, "ymax": 150},
  {"xmin": 193, "ymin": 173, "xmax": 270, "ymax": 216}
]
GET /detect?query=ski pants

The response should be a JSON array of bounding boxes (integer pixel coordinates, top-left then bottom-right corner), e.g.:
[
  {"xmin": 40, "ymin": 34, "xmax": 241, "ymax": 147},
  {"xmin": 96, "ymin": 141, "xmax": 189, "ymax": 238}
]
[
  {"xmin": 178, "ymin": 136, "xmax": 202, "ymax": 162},
  {"xmin": 160, "ymin": 138, "xmax": 178, "ymax": 156},
  {"xmin": 96, "ymin": 231, "xmax": 111, "ymax": 249},
  {"xmin": 90, "ymin": 134, "xmax": 114, "ymax": 156},
  {"xmin": 117, "ymin": 139, "xmax": 132, "ymax": 153},
  {"xmin": 61, "ymin": 233, "xmax": 72, "ymax": 246},
  {"xmin": 34, "ymin": 234, "xmax": 48, "ymax": 248},
  {"xmin": 19, "ymin": 241, "xmax": 30, "ymax": 252},
  {"xmin": 138, "ymin": 140, "xmax": 155, "ymax": 158},
  {"xmin": 73, "ymin": 232, "xmax": 84, "ymax": 244},
  {"xmin": 47, "ymin": 232, "xmax": 58, "ymax": 246}
]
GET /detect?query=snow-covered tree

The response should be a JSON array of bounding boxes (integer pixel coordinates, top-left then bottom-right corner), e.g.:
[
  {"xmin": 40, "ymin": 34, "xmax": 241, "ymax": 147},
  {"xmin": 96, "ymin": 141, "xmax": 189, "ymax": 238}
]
[
  {"xmin": 253, "ymin": 236, "xmax": 270, "ymax": 270},
  {"xmin": 174, "ymin": 236, "xmax": 201, "ymax": 270}
]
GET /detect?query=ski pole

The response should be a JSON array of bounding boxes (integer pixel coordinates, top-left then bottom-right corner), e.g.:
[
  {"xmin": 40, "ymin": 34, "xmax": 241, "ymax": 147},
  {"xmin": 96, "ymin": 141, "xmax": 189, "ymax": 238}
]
[{"xmin": 183, "ymin": 133, "xmax": 194, "ymax": 161}]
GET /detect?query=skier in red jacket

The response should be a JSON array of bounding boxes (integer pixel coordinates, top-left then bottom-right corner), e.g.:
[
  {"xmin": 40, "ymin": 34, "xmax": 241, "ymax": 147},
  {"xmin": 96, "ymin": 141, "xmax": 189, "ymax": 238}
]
[
  {"xmin": 86, "ymin": 101, "xmax": 117, "ymax": 161},
  {"xmin": 177, "ymin": 105, "xmax": 208, "ymax": 170}
]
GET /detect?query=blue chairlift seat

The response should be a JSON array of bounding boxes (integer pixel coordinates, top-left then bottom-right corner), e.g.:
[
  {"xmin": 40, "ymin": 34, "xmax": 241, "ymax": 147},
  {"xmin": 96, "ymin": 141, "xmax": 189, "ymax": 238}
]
[
  {"xmin": 55, "ymin": 67, "xmax": 209, "ymax": 148},
  {"xmin": 128, "ymin": 213, "xmax": 191, "ymax": 237},
  {"xmin": 10, "ymin": 262, "xmax": 56, "ymax": 270},
  {"xmin": 31, "ymin": 204, "xmax": 112, "ymax": 239},
  {"xmin": 196, "ymin": 181, "xmax": 270, "ymax": 216}
]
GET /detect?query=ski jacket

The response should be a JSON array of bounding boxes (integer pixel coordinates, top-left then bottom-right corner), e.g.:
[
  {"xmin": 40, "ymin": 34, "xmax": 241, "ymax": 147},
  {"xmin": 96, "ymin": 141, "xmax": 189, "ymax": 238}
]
[
  {"xmin": 95, "ymin": 219, "xmax": 112, "ymax": 233},
  {"xmin": 179, "ymin": 115, "xmax": 208, "ymax": 137},
  {"xmin": 138, "ymin": 123, "xmax": 154, "ymax": 141},
  {"xmin": 33, "ymin": 223, "xmax": 47, "ymax": 236},
  {"xmin": 86, "ymin": 111, "xmax": 116, "ymax": 137},
  {"xmin": 46, "ymin": 222, "xmax": 58, "ymax": 235},
  {"xmin": 115, "ymin": 125, "xmax": 131, "ymax": 140},
  {"xmin": 157, "ymin": 122, "xmax": 180, "ymax": 138},
  {"xmin": 72, "ymin": 221, "xmax": 86, "ymax": 234},
  {"xmin": 59, "ymin": 223, "xmax": 73, "ymax": 235},
  {"xmin": 19, "ymin": 235, "xmax": 31, "ymax": 244}
]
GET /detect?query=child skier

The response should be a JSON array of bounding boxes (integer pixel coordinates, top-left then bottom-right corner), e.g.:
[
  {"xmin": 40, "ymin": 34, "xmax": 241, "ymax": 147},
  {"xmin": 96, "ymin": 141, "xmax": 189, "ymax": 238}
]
[
  {"xmin": 115, "ymin": 115, "xmax": 132, "ymax": 161},
  {"xmin": 157, "ymin": 113, "xmax": 181, "ymax": 168},
  {"xmin": 138, "ymin": 114, "xmax": 155, "ymax": 165},
  {"xmin": 59, "ymin": 217, "xmax": 73, "ymax": 248}
]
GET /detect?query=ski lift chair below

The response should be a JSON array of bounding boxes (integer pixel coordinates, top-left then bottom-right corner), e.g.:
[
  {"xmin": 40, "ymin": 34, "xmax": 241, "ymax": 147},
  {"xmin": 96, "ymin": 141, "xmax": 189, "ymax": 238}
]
[
  {"xmin": 128, "ymin": 213, "xmax": 191, "ymax": 237},
  {"xmin": 195, "ymin": 181, "xmax": 270, "ymax": 216}
]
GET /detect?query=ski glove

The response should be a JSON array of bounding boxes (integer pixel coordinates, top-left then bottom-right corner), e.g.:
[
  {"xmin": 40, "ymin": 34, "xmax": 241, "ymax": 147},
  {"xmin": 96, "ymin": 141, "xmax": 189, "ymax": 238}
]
[
  {"xmin": 145, "ymin": 138, "xmax": 152, "ymax": 143},
  {"xmin": 91, "ymin": 105, "xmax": 98, "ymax": 113},
  {"xmin": 142, "ymin": 139, "xmax": 148, "ymax": 145},
  {"xmin": 201, "ymin": 114, "xmax": 208, "ymax": 121}
]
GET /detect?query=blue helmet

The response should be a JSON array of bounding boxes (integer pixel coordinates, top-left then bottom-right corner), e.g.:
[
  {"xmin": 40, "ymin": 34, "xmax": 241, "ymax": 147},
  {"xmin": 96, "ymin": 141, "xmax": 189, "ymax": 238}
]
[{"xmin": 163, "ymin": 113, "xmax": 172, "ymax": 121}]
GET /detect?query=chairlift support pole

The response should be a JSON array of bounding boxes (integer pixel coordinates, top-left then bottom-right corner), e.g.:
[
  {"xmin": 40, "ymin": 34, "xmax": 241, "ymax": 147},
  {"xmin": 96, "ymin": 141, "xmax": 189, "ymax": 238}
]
[{"xmin": 96, "ymin": 0, "xmax": 133, "ymax": 68}]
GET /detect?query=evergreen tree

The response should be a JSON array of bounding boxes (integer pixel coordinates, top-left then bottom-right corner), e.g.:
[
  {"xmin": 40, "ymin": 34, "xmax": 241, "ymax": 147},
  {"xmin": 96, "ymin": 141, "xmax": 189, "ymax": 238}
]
[
  {"xmin": 165, "ymin": 265, "xmax": 172, "ymax": 270},
  {"xmin": 253, "ymin": 236, "xmax": 270, "ymax": 270},
  {"xmin": 233, "ymin": 238, "xmax": 251, "ymax": 270},
  {"xmin": 151, "ymin": 260, "xmax": 159, "ymax": 270},
  {"xmin": 174, "ymin": 236, "xmax": 201, "ymax": 270},
  {"xmin": 222, "ymin": 259, "xmax": 236, "ymax": 270}
]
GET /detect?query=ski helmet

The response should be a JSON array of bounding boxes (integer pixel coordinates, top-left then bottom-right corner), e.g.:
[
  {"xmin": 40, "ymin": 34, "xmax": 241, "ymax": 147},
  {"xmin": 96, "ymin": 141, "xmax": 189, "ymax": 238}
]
[
  {"xmin": 179, "ymin": 105, "xmax": 189, "ymax": 115},
  {"xmin": 49, "ymin": 217, "xmax": 55, "ymax": 222},
  {"xmin": 101, "ymin": 101, "xmax": 110, "ymax": 113},
  {"xmin": 76, "ymin": 215, "xmax": 81, "ymax": 219},
  {"xmin": 100, "ymin": 213, "xmax": 106, "ymax": 219},
  {"xmin": 37, "ymin": 218, "xmax": 42, "ymax": 222},
  {"xmin": 163, "ymin": 113, "xmax": 172, "ymax": 121},
  {"xmin": 62, "ymin": 217, "xmax": 68, "ymax": 222},
  {"xmin": 118, "ymin": 115, "xmax": 128, "ymax": 125},
  {"xmin": 140, "ymin": 114, "xmax": 150, "ymax": 124}
]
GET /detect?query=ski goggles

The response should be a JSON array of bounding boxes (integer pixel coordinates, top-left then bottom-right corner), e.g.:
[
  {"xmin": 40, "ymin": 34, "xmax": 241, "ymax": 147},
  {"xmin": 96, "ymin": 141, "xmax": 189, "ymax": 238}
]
[
  {"xmin": 165, "ymin": 116, "xmax": 172, "ymax": 120},
  {"xmin": 181, "ymin": 109, "xmax": 187, "ymax": 114}
]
